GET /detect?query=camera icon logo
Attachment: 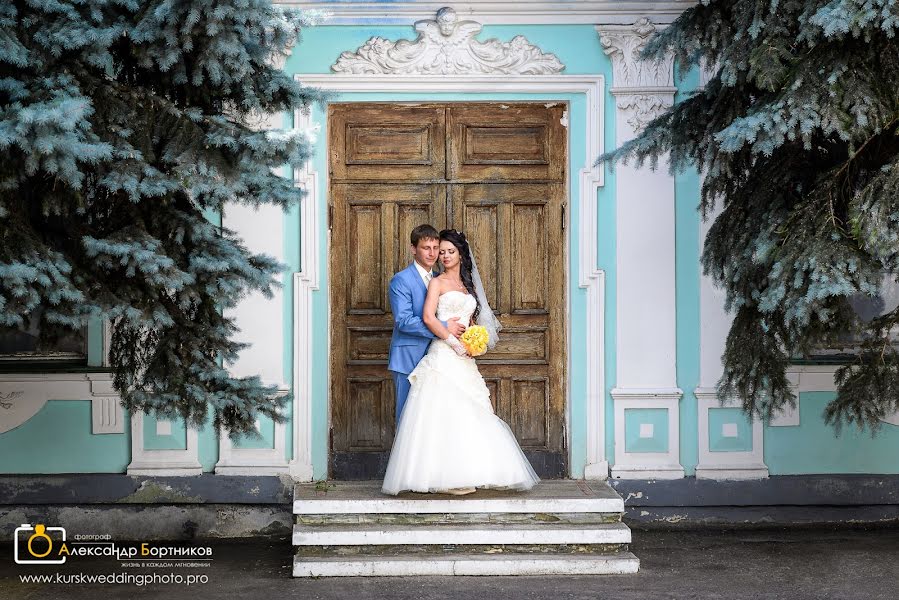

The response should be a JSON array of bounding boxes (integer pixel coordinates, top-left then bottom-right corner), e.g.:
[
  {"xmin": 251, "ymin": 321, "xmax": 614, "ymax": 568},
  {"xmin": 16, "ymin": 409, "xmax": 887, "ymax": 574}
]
[{"xmin": 14, "ymin": 524, "xmax": 67, "ymax": 564}]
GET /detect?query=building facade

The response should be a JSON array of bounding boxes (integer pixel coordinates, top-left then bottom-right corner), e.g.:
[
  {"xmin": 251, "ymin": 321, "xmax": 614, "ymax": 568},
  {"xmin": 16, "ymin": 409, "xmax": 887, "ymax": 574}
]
[{"xmin": 2, "ymin": 1, "xmax": 898, "ymax": 530}]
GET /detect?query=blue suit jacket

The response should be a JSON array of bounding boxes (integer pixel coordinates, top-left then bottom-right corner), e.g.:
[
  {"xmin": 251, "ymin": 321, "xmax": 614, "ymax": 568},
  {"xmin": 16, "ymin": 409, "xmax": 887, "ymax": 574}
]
[{"xmin": 387, "ymin": 263, "xmax": 440, "ymax": 375}]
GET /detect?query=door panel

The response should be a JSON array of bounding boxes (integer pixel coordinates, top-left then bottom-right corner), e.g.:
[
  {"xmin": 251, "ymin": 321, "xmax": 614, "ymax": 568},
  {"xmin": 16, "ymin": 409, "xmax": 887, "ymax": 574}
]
[
  {"xmin": 330, "ymin": 183, "xmax": 447, "ymax": 476},
  {"xmin": 329, "ymin": 103, "xmax": 566, "ymax": 479},
  {"xmin": 449, "ymin": 182, "xmax": 566, "ymax": 475},
  {"xmin": 330, "ymin": 104, "xmax": 446, "ymax": 181},
  {"xmin": 447, "ymin": 104, "xmax": 566, "ymax": 182}
]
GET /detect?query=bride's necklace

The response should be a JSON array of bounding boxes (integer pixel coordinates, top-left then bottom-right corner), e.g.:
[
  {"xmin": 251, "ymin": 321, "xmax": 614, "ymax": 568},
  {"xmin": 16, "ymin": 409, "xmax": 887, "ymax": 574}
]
[{"xmin": 448, "ymin": 278, "xmax": 465, "ymax": 291}]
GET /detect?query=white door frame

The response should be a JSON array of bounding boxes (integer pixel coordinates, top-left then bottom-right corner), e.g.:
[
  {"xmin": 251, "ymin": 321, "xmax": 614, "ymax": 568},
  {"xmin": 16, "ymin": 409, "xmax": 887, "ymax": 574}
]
[{"xmin": 288, "ymin": 74, "xmax": 607, "ymax": 480}]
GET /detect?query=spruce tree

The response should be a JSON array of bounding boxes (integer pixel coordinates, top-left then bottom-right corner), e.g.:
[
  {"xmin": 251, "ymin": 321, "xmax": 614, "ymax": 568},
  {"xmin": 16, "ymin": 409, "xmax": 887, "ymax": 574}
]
[
  {"xmin": 603, "ymin": 0, "xmax": 899, "ymax": 430},
  {"xmin": 0, "ymin": 1, "xmax": 324, "ymax": 438}
]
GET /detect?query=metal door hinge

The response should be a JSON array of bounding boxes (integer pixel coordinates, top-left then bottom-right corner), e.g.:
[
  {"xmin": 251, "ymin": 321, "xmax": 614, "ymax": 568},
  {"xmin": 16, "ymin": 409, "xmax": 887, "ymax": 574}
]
[
  {"xmin": 328, "ymin": 204, "xmax": 334, "ymax": 230},
  {"xmin": 561, "ymin": 203, "xmax": 566, "ymax": 231}
]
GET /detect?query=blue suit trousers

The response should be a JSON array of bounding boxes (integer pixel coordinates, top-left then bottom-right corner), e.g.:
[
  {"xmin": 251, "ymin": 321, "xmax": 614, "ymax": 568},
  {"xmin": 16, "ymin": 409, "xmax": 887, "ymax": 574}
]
[{"xmin": 391, "ymin": 370, "xmax": 411, "ymax": 422}]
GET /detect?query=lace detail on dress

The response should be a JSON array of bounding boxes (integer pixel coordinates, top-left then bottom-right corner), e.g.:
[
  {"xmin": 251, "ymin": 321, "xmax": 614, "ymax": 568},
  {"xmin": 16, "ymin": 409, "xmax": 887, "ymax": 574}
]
[{"xmin": 436, "ymin": 290, "xmax": 476, "ymax": 326}]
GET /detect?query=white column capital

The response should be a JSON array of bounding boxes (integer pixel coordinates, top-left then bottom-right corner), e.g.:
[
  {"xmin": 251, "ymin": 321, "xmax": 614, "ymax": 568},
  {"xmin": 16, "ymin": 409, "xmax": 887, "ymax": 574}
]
[
  {"xmin": 597, "ymin": 18, "xmax": 674, "ymax": 90},
  {"xmin": 597, "ymin": 18, "xmax": 676, "ymax": 135}
]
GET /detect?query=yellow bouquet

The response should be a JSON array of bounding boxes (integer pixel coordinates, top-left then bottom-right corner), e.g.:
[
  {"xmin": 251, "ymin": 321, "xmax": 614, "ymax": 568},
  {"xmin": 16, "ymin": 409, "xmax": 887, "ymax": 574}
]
[{"xmin": 460, "ymin": 325, "xmax": 489, "ymax": 357}]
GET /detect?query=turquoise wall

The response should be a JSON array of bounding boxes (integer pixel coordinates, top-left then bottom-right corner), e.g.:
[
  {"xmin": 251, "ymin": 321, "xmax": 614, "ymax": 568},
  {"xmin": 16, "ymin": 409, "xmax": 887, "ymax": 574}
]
[
  {"xmin": 673, "ymin": 69, "xmax": 702, "ymax": 476},
  {"xmin": 0, "ymin": 401, "xmax": 130, "ymax": 473},
  {"xmin": 4, "ymin": 20, "xmax": 899, "ymax": 480},
  {"xmin": 765, "ymin": 392, "xmax": 899, "ymax": 474}
]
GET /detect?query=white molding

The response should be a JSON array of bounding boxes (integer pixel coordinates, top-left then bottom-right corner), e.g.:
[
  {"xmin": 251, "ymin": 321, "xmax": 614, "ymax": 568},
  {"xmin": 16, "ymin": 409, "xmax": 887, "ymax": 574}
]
[
  {"xmin": 694, "ymin": 388, "xmax": 768, "ymax": 480},
  {"xmin": 787, "ymin": 365, "xmax": 838, "ymax": 393},
  {"xmin": 101, "ymin": 319, "xmax": 113, "ymax": 367},
  {"xmin": 610, "ymin": 388, "xmax": 684, "ymax": 479},
  {"xmin": 289, "ymin": 107, "xmax": 320, "ymax": 482},
  {"xmin": 126, "ymin": 412, "xmax": 202, "ymax": 476},
  {"xmin": 277, "ymin": 1, "xmax": 695, "ymax": 25},
  {"xmin": 292, "ymin": 72, "xmax": 606, "ymax": 479},
  {"xmin": 582, "ymin": 267, "xmax": 608, "ymax": 479},
  {"xmin": 783, "ymin": 365, "xmax": 899, "ymax": 427},
  {"xmin": 0, "ymin": 373, "xmax": 124, "ymax": 435},
  {"xmin": 331, "ymin": 7, "xmax": 564, "ymax": 75},
  {"xmin": 697, "ymin": 58, "xmax": 717, "ymax": 89},
  {"xmin": 701, "ymin": 365, "xmax": 899, "ymax": 428},
  {"xmin": 769, "ymin": 371, "xmax": 801, "ymax": 427},
  {"xmin": 216, "ymin": 390, "xmax": 291, "ymax": 475}
]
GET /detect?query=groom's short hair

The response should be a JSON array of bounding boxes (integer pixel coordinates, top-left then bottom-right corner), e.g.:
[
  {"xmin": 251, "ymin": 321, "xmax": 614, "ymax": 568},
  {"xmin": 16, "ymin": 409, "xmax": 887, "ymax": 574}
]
[{"xmin": 410, "ymin": 224, "xmax": 439, "ymax": 247}]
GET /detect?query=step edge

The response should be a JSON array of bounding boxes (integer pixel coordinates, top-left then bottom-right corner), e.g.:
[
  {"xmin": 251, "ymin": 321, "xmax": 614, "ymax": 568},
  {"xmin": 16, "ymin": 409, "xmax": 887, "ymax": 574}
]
[
  {"xmin": 292, "ymin": 522, "xmax": 631, "ymax": 533},
  {"xmin": 293, "ymin": 499, "xmax": 625, "ymax": 515},
  {"xmin": 292, "ymin": 552, "xmax": 640, "ymax": 577},
  {"xmin": 291, "ymin": 528, "xmax": 632, "ymax": 546}
]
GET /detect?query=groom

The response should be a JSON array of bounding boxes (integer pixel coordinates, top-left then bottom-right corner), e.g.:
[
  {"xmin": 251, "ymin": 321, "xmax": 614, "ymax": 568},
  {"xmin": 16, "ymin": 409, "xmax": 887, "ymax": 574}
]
[{"xmin": 388, "ymin": 224, "xmax": 466, "ymax": 422}]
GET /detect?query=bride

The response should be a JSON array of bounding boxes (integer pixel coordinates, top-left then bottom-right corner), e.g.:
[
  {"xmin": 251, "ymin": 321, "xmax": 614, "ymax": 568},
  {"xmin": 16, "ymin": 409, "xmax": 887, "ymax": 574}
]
[{"xmin": 381, "ymin": 229, "xmax": 540, "ymax": 496}]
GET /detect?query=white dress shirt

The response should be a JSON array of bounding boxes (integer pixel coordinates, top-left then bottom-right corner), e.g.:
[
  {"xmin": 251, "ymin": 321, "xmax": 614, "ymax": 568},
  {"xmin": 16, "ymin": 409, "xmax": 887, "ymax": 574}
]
[{"xmin": 414, "ymin": 261, "xmax": 433, "ymax": 287}]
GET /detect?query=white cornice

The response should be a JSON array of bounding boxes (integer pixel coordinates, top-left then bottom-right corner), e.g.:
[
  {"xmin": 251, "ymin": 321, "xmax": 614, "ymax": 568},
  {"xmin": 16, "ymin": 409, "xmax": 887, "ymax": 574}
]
[{"xmin": 277, "ymin": 1, "xmax": 695, "ymax": 25}]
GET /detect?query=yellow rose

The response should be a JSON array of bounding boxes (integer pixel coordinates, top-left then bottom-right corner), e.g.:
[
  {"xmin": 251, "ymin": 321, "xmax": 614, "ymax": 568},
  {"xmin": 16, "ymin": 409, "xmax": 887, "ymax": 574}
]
[{"xmin": 460, "ymin": 325, "xmax": 489, "ymax": 356}]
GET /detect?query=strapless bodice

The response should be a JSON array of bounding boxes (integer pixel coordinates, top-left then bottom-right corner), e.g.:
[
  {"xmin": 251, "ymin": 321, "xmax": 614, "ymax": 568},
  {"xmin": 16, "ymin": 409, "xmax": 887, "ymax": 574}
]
[{"xmin": 436, "ymin": 290, "xmax": 476, "ymax": 326}]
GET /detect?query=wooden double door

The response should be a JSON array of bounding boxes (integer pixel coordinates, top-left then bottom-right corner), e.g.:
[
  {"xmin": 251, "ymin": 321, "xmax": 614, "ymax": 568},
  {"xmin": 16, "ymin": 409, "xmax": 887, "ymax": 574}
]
[{"xmin": 329, "ymin": 103, "xmax": 567, "ymax": 479}]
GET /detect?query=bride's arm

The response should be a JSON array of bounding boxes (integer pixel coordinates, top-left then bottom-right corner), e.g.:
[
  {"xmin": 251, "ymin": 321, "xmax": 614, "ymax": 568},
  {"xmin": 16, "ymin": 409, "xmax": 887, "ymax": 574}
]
[{"xmin": 422, "ymin": 279, "xmax": 451, "ymax": 339}]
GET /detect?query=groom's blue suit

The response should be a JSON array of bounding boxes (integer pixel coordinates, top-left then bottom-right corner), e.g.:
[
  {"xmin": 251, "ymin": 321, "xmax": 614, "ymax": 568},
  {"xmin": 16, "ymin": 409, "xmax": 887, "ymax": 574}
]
[{"xmin": 388, "ymin": 263, "xmax": 444, "ymax": 421}]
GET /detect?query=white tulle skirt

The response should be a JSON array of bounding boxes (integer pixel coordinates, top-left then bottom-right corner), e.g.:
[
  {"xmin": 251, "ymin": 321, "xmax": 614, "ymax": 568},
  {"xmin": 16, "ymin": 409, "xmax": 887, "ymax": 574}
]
[{"xmin": 381, "ymin": 339, "xmax": 540, "ymax": 495}]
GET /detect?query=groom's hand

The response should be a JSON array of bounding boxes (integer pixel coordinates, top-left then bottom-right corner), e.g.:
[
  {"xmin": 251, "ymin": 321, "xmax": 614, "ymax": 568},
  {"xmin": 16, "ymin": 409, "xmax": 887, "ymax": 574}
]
[{"xmin": 447, "ymin": 317, "xmax": 466, "ymax": 337}]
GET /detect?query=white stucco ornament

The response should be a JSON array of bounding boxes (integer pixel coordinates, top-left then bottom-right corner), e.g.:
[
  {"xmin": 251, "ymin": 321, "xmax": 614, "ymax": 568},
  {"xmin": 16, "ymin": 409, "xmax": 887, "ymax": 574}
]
[
  {"xmin": 615, "ymin": 93, "xmax": 671, "ymax": 132},
  {"xmin": 0, "ymin": 390, "xmax": 34, "ymax": 434},
  {"xmin": 331, "ymin": 7, "xmax": 565, "ymax": 75},
  {"xmin": 597, "ymin": 17, "xmax": 675, "ymax": 133}
]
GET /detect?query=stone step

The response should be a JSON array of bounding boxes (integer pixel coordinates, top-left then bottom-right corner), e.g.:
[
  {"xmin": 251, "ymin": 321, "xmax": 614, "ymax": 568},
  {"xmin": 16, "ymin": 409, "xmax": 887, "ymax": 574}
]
[
  {"xmin": 293, "ymin": 551, "xmax": 640, "ymax": 577},
  {"xmin": 293, "ymin": 522, "xmax": 631, "ymax": 547},
  {"xmin": 296, "ymin": 511, "xmax": 621, "ymax": 526},
  {"xmin": 293, "ymin": 480, "xmax": 625, "ymax": 515},
  {"xmin": 295, "ymin": 542, "xmax": 628, "ymax": 558}
]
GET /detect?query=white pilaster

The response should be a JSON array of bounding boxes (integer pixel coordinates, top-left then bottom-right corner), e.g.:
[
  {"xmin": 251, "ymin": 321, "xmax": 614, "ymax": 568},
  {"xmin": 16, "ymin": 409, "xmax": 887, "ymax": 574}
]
[
  {"xmin": 216, "ymin": 108, "xmax": 290, "ymax": 475},
  {"xmin": 691, "ymin": 62, "xmax": 768, "ymax": 479},
  {"xmin": 694, "ymin": 202, "xmax": 767, "ymax": 478},
  {"xmin": 598, "ymin": 18, "xmax": 683, "ymax": 479}
]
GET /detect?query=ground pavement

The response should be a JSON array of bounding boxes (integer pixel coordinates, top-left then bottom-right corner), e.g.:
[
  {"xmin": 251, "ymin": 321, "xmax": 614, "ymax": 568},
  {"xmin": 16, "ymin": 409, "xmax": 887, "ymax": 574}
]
[{"xmin": 2, "ymin": 528, "xmax": 897, "ymax": 599}]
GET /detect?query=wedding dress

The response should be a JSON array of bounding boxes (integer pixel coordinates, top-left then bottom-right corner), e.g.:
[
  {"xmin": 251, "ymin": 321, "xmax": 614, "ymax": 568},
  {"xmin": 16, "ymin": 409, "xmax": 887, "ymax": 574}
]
[{"xmin": 381, "ymin": 290, "xmax": 540, "ymax": 495}]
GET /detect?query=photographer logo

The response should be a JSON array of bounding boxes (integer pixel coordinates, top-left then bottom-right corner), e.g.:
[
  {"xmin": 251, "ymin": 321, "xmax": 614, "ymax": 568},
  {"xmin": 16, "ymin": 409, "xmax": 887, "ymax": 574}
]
[{"xmin": 14, "ymin": 523, "xmax": 67, "ymax": 564}]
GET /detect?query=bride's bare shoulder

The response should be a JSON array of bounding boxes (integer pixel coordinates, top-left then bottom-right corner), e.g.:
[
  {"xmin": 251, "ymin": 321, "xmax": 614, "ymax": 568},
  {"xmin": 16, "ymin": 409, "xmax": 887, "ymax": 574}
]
[{"xmin": 430, "ymin": 274, "xmax": 452, "ymax": 295}]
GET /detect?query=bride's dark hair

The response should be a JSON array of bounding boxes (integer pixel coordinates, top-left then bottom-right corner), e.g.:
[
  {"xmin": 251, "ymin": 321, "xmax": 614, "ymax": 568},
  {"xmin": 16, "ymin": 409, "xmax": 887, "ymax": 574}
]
[{"xmin": 439, "ymin": 229, "xmax": 479, "ymax": 323}]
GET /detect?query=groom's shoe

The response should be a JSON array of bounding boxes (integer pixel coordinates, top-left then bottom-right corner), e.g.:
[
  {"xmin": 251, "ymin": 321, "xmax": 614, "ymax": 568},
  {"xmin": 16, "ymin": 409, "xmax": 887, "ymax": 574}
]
[{"xmin": 444, "ymin": 487, "xmax": 476, "ymax": 495}]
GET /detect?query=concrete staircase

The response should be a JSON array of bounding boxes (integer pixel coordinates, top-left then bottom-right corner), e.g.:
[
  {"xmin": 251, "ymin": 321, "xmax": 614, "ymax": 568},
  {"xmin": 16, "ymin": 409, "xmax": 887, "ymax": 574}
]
[{"xmin": 292, "ymin": 480, "xmax": 639, "ymax": 577}]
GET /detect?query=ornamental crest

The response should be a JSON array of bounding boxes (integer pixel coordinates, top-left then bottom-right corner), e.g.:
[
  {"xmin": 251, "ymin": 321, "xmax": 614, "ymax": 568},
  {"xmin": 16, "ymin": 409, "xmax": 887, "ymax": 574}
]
[{"xmin": 331, "ymin": 7, "xmax": 565, "ymax": 75}]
